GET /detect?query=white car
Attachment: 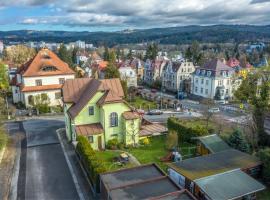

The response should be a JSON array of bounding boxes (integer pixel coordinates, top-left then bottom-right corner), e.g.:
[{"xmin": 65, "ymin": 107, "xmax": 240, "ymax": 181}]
[{"xmin": 208, "ymin": 108, "xmax": 220, "ymax": 113}]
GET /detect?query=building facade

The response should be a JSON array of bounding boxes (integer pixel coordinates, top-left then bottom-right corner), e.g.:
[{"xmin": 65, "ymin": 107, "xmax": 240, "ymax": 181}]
[
  {"xmin": 191, "ymin": 59, "xmax": 234, "ymax": 100},
  {"xmin": 118, "ymin": 66, "xmax": 137, "ymax": 88},
  {"xmin": 162, "ymin": 61, "xmax": 196, "ymax": 93},
  {"xmin": 10, "ymin": 48, "xmax": 75, "ymax": 107}
]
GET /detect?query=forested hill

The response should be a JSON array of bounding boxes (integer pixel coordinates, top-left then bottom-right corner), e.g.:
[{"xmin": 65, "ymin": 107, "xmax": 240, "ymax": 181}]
[{"xmin": 1, "ymin": 25, "xmax": 270, "ymax": 46}]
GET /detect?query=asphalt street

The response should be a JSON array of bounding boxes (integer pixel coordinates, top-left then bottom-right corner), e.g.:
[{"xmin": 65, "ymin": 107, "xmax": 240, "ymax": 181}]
[{"xmin": 17, "ymin": 119, "xmax": 80, "ymax": 200}]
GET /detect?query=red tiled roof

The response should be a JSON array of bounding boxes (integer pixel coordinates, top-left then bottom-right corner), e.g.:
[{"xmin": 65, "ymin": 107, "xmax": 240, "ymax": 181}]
[
  {"xmin": 21, "ymin": 84, "xmax": 63, "ymax": 92},
  {"xmin": 18, "ymin": 48, "xmax": 75, "ymax": 77},
  {"xmin": 75, "ymin": 123, "xmax": 104, "ymax": 136}
]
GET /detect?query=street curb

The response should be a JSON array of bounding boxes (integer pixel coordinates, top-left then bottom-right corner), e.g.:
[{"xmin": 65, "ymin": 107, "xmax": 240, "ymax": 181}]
[{"xmin": 56, "ymin": 129, "xmax": 85, "ymax": 200}]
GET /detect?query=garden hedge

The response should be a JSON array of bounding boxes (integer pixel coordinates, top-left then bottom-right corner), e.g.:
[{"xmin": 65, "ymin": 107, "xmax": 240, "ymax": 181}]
[
  {"xmin": 76, "ymin": 136, "xmax": 106, "ymax": 186},
  {"xmin": 167, "ymin": 117, "xmax": 208, "ymax": 143}
]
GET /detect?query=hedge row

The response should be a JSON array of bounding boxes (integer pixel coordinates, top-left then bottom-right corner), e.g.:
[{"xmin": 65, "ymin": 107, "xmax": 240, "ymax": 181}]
[
  {"xmin": 76, "ymin": 136, "xmax": 107, "ymax": 185},
  {"xmin": 167, "ymin": 117, "xmax": 208, "ymax": 143}
]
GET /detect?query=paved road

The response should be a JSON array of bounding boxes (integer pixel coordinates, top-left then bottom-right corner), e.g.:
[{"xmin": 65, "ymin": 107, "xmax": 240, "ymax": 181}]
[{"xmin": 17, "ymin": 119, "xmax": 80, "ymax": 200}]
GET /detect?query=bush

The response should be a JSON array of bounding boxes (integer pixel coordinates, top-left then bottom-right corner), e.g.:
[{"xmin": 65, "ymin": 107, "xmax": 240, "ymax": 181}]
[
  {"xmin": 51, "ymin": 106, "xmax": 63, "ymax": 113},
  {"xmin": 166, "ymin": 131, "xmax": 178, "ymax": 150},
  {"xmin": 142, "ymin": 138, "xmax": 150, "ymax": 145},
  {"xmin": 76, "ymin": 136, "xmax": 106, "ymax": 184},
  {"xmin": 257, "ymin": 148, "xmax": 270, "ymax": 183},
  {"xmin": 36, "ymin": 104, "xmax": 50, "ymax": 113},
  {"xmin": 107, "ymin": 138, "xmax": 119, "ymax": 150},
  {"xmin": 167, "ymin": 117, "xmax": 208, "ymax": 143}
]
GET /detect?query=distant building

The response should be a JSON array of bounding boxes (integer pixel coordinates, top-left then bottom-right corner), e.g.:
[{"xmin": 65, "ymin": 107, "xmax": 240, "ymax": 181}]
[
  {"xmin": 0, "ymin": 41, "xmax": 4, "ymax": 54},
  {"xmin": 119, "ymin": 66, "xmax": 137, "ymax": 88},
  {"xmin": 10, "ymin": 48, "xmax": 75, "ymax": 107},
  {"xmin": 75, "ymin": 40, "xmax": 86, "ymax": 49},
  {"xmin": 144, "ymin": 58, "xmax": 167, "ymax": 85},
  {"xmin": 76, "ymin": 51, "xmax": 89, "ymax": 65},
  {"xmin": 191, "ymin": 59, "xmax": 235, "ymax": 100},
  {"xmin": 162, "ymin": 60, "xmax": 196, "ymax": 93},
  {"xmin": 246, "ymin": 42, "xmax": 265, "ymax": 53}
]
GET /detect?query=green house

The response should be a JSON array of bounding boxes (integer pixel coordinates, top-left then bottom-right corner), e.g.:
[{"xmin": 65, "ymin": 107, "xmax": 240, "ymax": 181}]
[{"xmin": 62, "ymin": 78, "xmax": 166, "ymax": 150}]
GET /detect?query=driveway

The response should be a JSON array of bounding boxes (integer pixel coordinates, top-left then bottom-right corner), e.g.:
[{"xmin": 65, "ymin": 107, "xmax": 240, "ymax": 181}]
[{"xmin": 18, "ymin": 119, "xmax": 80, "ymax": 200}]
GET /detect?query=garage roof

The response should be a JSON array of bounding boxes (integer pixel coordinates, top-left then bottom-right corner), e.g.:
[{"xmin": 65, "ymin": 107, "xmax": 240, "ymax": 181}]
[{"xmin": 194, "ymin": 169, "xmax": 265, "ymax": 200}]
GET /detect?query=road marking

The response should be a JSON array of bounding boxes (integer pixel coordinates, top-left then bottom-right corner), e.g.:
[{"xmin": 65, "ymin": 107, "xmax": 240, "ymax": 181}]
[{"xmin": 56, "ymin": 129, "xmax": 85, "ymax": 200}]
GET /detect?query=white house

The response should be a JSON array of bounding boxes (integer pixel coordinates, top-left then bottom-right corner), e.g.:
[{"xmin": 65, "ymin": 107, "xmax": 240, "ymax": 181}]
[
  {"xmin": 162, "ymin": 60, "xmax": 196, "ymax": 92},
  {"xmin": 76, "ymin": 51, "xmax": 89, "ymax": 65},
  {"xmin": 11, "ymin": 48, "xmax": 75, "ymax": 107},
  {"xmin": 191, "ymin": 59, "xmax": 235, "ymax": 100},
  {"xmin": 119, "ymin": 66, "xmax": 137, "ymax": 87},
  {"xmin": 75, "ymin": 40, "xmax": 86, "ymax": 49}
]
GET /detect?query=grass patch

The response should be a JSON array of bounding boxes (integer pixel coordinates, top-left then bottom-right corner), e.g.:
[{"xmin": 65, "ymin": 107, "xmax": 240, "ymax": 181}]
[
  {"xmin": 127, "ymin": 96, "xmax": 157, "ymax": 110},
  {"xmin": 127, "ymin": 135, "xmax": 196, "ymax": 172},
  {"xmin": 95, "ymin": 150, "xmax": 136, "ymax": 171},
  {"xmin": 257, "ymin": 186, "xmax": 270, "ymax": 200},
  {"xmin": 0, "ymin": 126, "xmax": 8, "ymax": 151}
]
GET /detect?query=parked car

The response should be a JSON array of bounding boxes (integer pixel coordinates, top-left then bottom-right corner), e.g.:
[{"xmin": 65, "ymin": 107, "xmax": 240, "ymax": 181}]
[
  {"xmin": 147, "ymin": 109, "xmax": 163, "ymax": 115},
  {"xmin": 136, "ymin": 109, "xmax": 145, "ymax": 115},
  {"xmin": 208, "ymin": 108, "xmax": 220, "ymax": 113}
]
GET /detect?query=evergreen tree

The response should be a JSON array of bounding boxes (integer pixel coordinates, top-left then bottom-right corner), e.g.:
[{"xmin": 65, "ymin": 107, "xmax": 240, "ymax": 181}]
[
  {"xmin": 71, "ymin": 47, "xmax": 78, "ymax": 65},
  {"xmin": 103, "ymin": 46, "xmax": 110, "ymax": 61},
  {"xmin": 127, "ymin": 49, "xmax": 133, "ymax": 60},
  {"xmin": 227, "ymin": 129, "xmax": 250, "ymax": 153},
  {"xmin": 58, "ymin": 44, "xmax": 73, "ymax": 67},
  {"xmin": 104, "ymin": 62, "xmax": 120, "ymax": 79},
  {"xmin": 144, "ymin": 43, "xmax": 158, "ymax": 60}
]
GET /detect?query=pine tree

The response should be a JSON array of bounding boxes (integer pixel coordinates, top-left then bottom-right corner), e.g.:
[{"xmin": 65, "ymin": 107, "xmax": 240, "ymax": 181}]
[
  {"xmin": 228, "ymin": 129, "xmax": 250, "ymax": 153},
  {"xmin": 58, "ymin": 44, "xmax": 73, "ymax": 67}
]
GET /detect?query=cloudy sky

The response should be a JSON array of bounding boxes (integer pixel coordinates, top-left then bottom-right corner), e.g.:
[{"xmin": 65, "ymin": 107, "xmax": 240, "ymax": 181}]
[{"xmin": 0, "ymin": 0, "xmax": 269, "ymax": 31}]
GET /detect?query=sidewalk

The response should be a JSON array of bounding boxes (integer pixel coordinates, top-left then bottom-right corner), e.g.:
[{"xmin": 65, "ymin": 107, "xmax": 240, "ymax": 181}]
[{"xmin": 57, "ymin": 129, "xmax": 94, "ymax": 200}]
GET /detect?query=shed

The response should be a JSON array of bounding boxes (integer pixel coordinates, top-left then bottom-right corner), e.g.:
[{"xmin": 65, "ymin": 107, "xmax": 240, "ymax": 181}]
[
  {"xmin": 100, "ymin": 163, "xmax": 197, "ymax": 200},
  {"xmin": 194, "ymin": 134, "xmax": 231, "ymax": 155},
  {"xmin": 194, "ymin": 169, "xmax": 265, "ymax": 200}
]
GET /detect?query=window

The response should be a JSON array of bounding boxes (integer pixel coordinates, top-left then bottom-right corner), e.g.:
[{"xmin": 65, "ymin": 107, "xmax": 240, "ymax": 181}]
[
  {"xmin": 35, "ymin": 79, "xmax": 42, "ymax": 86},
  {"xmin": 201, "ymin": 70, "xmax": 206, "ymax": 75},
  {"xmin": 196, "ymin": 69, "xmax": 200, "ymax": 75},
  {"xmin": 226, "ymin": 89, "xmax": 229, "ymax": 94},
  {"xmin": 55, "ymin": 92, "xmax": 61, "ymax": 99},
  {"xmin": 195, "ymin": 87, "xmax": 198, "ymax": 92},
  {"xmin": 206, "ymin": 80, "xmax": 209, "ymax": 85},
  {"xmin": 41, "ymin": 66, "xmax": 57, "ymax": 72},
  {"xmin": 59, "ymin": 78, "xmax": 65, "ymax": 84},
  {"xmin": 88, "ymin": 106, "xmax": 94, "ymax": 115},
  {"xmin": 205, "ymin": 89, "xmax": 208, "ymax": 95},
  {"xmin": 110, "ymin": 112, "xmax": 118, "ymax": 127},
  {"xmin": 88, "ymin": 136, "xmax": 94, "ymax": 143},
  {"xmin": 201, "ymin": 88, "xmax": 204, "ymax": 94},
  {"xmin": 201, "ymin": 78, "xmax": 204, "ymax": 84},
  {"xmin": 195, "ymin": 78, "xmax": 198, "ymax": 83},
  {"xmin": 207, "ymin": 71, "xmax": 212, "ymax": 77}
]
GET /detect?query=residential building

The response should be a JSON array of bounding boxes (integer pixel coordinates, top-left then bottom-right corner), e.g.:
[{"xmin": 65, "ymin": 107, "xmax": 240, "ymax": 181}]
[
  {"xmin": 191, "ymin": 59, "xmax": 235, "ymax": 100},
  {"xmin": 10, "ymin": 48, "xmax": 75, "ymax": 107},
  {"xmin": 62, "ymin": 78, "xmax": 167, "ymax": 150},
  {"xmin": 76, "ymin": 51, "xmax": 89, "ymax": 65},
  {"xmin": 162, "ymin": 60, "xmax": 196, "ymax": 93},
  {"xmin": 168, "ymin": 149, "xmax": 264, "ymax": 200},
  {"xmin": 75, "ymin": 40, "xmax": 86, "ymax": 49},
  {"xmin": 129, "ymin": 58, "xmax": 144, "ymax": 80},
  {"xmin": 119, "ymin": 66, "xmax": 137, "ymax": 88},
  {"xmin": 100, "ymin": 163, "xmax": 196, "ymax": 200},
  {"xmin": 144, "ymin": 59, "xmax": 167, "ymax": 85}
]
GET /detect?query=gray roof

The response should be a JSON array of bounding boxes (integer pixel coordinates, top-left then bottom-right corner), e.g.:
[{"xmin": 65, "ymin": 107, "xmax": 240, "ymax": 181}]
[
  {"xmin": 195, "ymin": 134, "xmax": 231, "ymax": 153},
  {"xmin": 168, "ymin": 149, "xmax": 261, "ymax": 180},
  {"xmin": 109, "ymin": 177, "xmax": 181, "ymax": 200},
  {"xmin": 100, "ymin": 164, "xmax": 165, "ymax": 189},
  {"xmin": 194, "ymin": 169, "xmax": 265, "ymax": 200}
]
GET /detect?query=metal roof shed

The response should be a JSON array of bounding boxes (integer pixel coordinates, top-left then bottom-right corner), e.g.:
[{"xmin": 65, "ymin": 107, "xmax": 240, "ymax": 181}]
[
  {"xmin": 194, "ymin": 134, "xmax": 231, "ymax": 153},
  {"xmin": 194, "ymin": 169, "xmax": 265, "ymax": 200}
]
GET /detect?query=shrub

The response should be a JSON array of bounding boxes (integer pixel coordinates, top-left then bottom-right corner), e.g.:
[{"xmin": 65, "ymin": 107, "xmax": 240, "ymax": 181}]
[
  {"xmin": 76, "ymin": 136, "xmax": 106, "ymax": 185},
  {"xmin": 36, "ymin": 104, "xmax": 50, "ymax": 113},
  {"xmin": 107, "ymin": 138, "xmax": 119, "ymax": 149},
  {"xmin": 167, "ymin": 117, "xmax": 208, "ymax": 143},
  {"xmin": 51, "ymin": 106, "xmax": 63, "ymax": 113},
  {"xmin": 142, "ymin": 138, "xmax": 150, "ymax": 145},
  {"xmin": 257, "ymin": 148, "xmax": 270, "ymax": 183}
]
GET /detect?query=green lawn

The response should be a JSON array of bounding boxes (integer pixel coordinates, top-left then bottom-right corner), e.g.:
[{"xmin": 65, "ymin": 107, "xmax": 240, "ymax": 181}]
[
  {"xmin": 127, "ymin": 135, "xmax": 196, "ymax": 172},
  {"xmin": 95, "ymin": 150, "xmax": 135, "ymax": 171},
  {"xmin": 257, "ymin": 186, "xmax": 270, "ymax": 200},
  {"xmin": 127, "ymin": 96, "xmax": 157, "ymax": 110}
]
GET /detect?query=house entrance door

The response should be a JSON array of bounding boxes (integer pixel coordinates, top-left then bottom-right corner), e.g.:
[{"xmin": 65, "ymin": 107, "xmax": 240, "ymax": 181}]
[{"xmin": 98, "ymin": 136, "xmax": 102, "ymax": 150}]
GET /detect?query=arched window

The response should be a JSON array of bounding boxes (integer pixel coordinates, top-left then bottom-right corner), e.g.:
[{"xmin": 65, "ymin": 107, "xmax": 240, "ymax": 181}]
[{"xmin": 110, "ymin": 112, "xmax": 118, "ymax": 127}]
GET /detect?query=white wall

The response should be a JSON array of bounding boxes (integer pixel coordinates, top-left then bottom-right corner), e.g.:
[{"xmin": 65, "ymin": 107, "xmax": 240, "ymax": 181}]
[
  {"xmin": 24, "ymin": 89, "xmax": 62, "ymax": 107},
  {"xmin": 23, "ymin": 74, "xmax": 74, "ymax": 86}
]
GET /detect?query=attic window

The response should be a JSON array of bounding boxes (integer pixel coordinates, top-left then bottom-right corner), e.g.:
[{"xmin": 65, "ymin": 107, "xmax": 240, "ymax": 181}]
[{"xmin": 41, "ymin": 66, "xmax": 57, "ymax": 72}]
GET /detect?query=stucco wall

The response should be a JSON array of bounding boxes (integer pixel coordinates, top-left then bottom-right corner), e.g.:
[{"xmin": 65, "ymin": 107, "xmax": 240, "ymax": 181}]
[
  {"xmin": 23, "ymin": 74, "xmax": 75, "ymax": 86},
  {"xmin": 124, "ymin": 118, "xmax": 140, "ymax": 145}
]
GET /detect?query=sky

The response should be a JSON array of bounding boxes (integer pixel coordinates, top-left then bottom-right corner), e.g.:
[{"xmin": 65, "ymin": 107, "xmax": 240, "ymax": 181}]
[{"xmin": 0, "ymin": 0, "xmax": 270, "ymax": 32}]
